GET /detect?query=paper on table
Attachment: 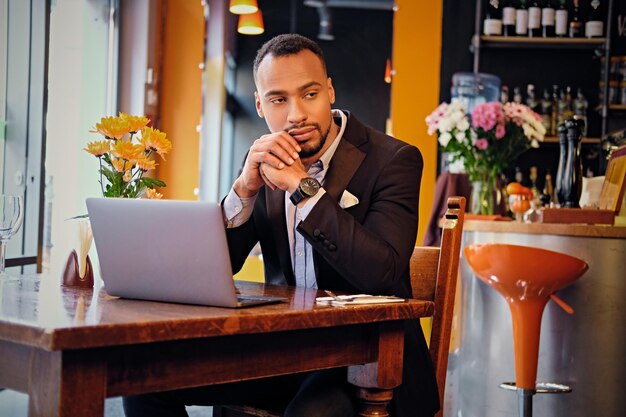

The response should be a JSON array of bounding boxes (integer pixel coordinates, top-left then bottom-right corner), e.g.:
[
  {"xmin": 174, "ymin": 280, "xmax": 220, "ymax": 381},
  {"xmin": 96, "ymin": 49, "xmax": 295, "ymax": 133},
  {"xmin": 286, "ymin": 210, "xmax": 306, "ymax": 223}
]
[{"xmin": 315, "ymin": 294, "xmax": 405, "ymax": 307}]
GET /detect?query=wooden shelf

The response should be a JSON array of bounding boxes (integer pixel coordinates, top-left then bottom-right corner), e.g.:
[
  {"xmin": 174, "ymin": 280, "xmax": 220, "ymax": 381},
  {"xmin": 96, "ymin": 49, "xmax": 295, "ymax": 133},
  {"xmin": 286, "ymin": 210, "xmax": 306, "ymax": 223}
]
[
  {"xmin": 478, "ymin": 35, "xmax": 606, "ymax": 49},
  {"xmin": 542, "ymin": 136, "xmax": 601, "ymax": 144},
  {"xmin": 609, "ymin": 105, "xmax": 626, "ymax": 111}
]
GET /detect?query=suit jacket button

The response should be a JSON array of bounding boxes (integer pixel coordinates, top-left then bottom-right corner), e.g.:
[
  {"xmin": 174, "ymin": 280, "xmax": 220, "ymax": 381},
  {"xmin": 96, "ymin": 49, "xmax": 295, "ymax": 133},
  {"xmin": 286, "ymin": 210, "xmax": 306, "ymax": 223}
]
[
  {"xmin": 313, "ymin": 229, "xmax": 321, "ymax": 237},
  {"xmin": 328, "ymin": 244, "xmax": 337, "ymax": 251},
  {"xmin": 323, "ymin": 239, "xmax": 331, "ymax": 246}
]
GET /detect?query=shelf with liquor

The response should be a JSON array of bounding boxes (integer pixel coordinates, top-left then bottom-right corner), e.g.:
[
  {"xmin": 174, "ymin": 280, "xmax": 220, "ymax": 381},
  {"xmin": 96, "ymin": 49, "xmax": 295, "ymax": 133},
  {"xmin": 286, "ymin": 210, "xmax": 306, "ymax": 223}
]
[
  {"xmin": 475, "ymin": 35, "xmax": 606, "ymax": 49},
  {"xmin": 472, "ymin": 0, "xmax": 618, "ymax": 176}
]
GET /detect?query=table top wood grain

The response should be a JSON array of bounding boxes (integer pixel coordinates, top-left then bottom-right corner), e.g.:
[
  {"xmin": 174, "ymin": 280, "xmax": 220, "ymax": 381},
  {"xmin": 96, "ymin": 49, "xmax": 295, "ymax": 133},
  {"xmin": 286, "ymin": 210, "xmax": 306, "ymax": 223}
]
[{"xmin": 0, "ymin": 275, "xmax": 434, "ymax": 351}]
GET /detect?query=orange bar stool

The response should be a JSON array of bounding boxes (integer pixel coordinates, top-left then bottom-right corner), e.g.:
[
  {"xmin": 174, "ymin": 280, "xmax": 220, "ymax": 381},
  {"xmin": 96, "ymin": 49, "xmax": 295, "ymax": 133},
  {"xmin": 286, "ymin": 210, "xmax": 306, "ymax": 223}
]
[{"xmin": 464, "ymin": 243, "xmax": 588, "ymax": 417}]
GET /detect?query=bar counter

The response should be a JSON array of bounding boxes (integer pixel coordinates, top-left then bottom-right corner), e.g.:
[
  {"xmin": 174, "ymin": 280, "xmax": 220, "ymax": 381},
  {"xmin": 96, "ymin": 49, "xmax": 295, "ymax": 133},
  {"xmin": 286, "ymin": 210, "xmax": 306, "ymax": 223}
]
[{"xmin": 444, "ymin": 220, "xmax": 626, "ymax": 417}]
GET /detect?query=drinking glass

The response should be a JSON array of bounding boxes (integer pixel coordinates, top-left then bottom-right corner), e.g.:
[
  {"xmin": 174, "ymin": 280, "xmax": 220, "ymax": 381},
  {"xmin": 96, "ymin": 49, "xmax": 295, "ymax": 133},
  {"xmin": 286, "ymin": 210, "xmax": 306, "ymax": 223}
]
[{"xmin": 0, "ymin": 195, "xmax": 24, "ymax": 275}]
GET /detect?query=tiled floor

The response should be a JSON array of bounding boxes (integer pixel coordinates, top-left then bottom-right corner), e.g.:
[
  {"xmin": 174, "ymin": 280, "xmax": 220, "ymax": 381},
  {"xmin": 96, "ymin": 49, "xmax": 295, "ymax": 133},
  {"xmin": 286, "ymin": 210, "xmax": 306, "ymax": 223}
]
[{"xmin": 0, "ymin": 389, "xmax": 213, "ymax": 416}]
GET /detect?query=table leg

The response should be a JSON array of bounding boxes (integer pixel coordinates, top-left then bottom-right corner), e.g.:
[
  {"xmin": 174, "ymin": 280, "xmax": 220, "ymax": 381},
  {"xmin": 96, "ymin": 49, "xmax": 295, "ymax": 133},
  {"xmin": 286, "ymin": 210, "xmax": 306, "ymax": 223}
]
[
  {"xmin": 347, "ymin": 322, "xmax": 404, "ymax": 417},
  {"xmin": 28, "ymin": 348, "xmax": 106, "ymax": 417}
]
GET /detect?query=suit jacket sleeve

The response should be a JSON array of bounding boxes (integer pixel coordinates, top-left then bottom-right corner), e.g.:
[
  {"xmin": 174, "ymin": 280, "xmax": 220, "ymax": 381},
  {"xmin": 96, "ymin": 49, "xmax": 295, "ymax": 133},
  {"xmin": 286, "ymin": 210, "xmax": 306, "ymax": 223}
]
[{"xmin": 297, "ymin": 144, "xmax": 423, "ymax": 294}]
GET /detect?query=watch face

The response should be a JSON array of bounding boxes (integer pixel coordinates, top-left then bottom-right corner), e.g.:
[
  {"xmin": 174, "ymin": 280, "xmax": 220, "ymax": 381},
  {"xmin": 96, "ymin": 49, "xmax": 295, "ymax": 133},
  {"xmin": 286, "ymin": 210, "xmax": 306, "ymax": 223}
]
[{"xmin": 300, "ymin": 177, "xmax": 320, "ymax": 197}]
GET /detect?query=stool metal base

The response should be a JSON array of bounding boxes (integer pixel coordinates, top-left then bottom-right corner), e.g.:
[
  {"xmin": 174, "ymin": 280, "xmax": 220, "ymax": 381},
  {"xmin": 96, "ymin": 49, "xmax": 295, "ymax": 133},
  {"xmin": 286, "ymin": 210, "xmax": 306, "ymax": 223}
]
[
  {"xmin": 499, "ymin": 382, "xmax": 572, "ymax": 394},
  {"xmin": 498, "ymin": 382, "xmax": 572, "ymax": 417}
]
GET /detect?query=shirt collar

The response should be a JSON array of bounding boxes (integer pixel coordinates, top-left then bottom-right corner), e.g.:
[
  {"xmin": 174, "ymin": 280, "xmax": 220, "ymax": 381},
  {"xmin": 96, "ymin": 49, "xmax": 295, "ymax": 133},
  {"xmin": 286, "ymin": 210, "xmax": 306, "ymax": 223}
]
[{"xmin": 316, "ymin": 109, "xmax": 346, "ymax": 171}]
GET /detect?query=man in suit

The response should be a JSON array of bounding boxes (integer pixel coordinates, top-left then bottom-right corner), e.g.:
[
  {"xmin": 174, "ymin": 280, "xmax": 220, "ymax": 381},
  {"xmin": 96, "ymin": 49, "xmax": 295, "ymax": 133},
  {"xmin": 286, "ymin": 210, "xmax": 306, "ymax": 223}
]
[{"xmin": 124, "ymin": 34, "xmax": 437, "ymax": 417}]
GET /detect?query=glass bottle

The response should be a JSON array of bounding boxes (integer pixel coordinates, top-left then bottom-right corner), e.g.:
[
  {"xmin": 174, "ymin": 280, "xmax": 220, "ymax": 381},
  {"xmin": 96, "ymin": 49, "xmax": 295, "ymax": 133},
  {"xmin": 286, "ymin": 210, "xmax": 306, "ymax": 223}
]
[
  {"xmin": 573, "ymin": 87, "xmax": 588, "ymax": 137},
  {"xmin": 569, "ymin": 0, "xmax": 582, "ymax": 38},
  {"xmin": 502, "ymin": 0, "xmax": 517, "ymax": 36},
  {"xmin": 555, "ymin": 0, "xmax": 568, "ymax": 37},
  {"xmin": 540, "ymin": 88, "xmax": 553, "ymax": 135},
  {"xmin": 500, "ymin": 85, "xmax": 510, "ymax": 104},
  {"xmin": 585, "ymin": 0, "xmax": 604, "ymax": 38},
  {"xmin": 516, "ymin": 0, "xmax": 529, "ymax": 36},
  {"xmin": 513, "ymin": 86, "xmax": 523, "ymax": 104},
  {"xmin": 484, "ymin": 0, "xmax": 503, "ymax": 35},
  {"xmin": 542, "ymin": 0, "xmax": 556, "ymax": 37},
  {"xmin": 526, "ymin": 84, "xmax": 540, "ymax": 113},
  {"xmin": 542, "ymin": 170, "xmax": 554, "ymax": 206},
  {"xmin": 528, "ymin": 0, "xmax": 542, "ymax": 37},
  {"xmin": 551, "ymin": 84, "xmax": 560, "ymax": 136}
]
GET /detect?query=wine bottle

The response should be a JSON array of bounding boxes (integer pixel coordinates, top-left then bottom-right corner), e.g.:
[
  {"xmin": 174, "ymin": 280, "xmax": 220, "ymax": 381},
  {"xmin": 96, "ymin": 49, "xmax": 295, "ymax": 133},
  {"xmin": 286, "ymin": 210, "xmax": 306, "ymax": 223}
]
[
  {"xmin": 500, "ymin": 85, "xmax": 510, "ymax": 103},
  {"xmin": 516, "ymin": 0, "xmax": 529, "ymax": 36},
  {"xmin": 484, "ymin": 0, "xmax": 503, "ymax": 35},
  {"xmin": 541, "ymin": 88, "xmax": 553, "ymax": 134},
  {"xmin": 551, "ymin": 84, "xmax": 560, "ymax": 136},
  {"xmin": 526, "ymin": 84, "xmax": 540, "ymax": 113},
  {"xmin": 502, "ymin": 0, "xmax": 516, "ymax": 36},
  {"xmin": 541, "ymin": 0, "xmax": 556, "ymax": 37},
  {"xmin": 513, "ymin": 86, "xmax": 523, "ymax": 104},
  {"xmin": 569, "ymin": 0, "xmax": 582, "ymax": 38},
  {"xmin": 585, "ymin": 0, "xmax": 604, "ymax": 38},
  {"xmin": 555, "ymin": 0, "xmax": 568, "ymax": 37},
  {"xmin": 542, "ymin": 170, "xmax": 554, "ymax": 206},
  {"xmin": 573, "ymin": 87, "xmax": 588, "ymax": 136},
  {"xmin": 528, "ymin": 1, "xmax": 542, "ymax": 37}
]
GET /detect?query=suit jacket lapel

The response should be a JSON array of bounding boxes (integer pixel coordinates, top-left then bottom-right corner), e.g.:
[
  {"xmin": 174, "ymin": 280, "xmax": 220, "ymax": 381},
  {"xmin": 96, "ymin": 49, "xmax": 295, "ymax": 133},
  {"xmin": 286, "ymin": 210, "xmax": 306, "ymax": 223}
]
[
  {"xmin": 324, "ymin": 114, "xmax": 367, "ymax": 202},
  {"xmin": 265, "ymin": 187, "xmax": 295, "ymax": 285}
]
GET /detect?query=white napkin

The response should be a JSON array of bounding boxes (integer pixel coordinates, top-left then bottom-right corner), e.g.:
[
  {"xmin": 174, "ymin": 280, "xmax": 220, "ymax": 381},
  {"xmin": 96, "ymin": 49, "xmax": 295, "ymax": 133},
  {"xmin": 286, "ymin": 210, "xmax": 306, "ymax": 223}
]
[
  {"xmin": 77, "ymin": 219, "xmax": 93, "ymax": 278},
  {"xmin": 339, "ymin": 190, "xmax": 359, "ymax": 209}
]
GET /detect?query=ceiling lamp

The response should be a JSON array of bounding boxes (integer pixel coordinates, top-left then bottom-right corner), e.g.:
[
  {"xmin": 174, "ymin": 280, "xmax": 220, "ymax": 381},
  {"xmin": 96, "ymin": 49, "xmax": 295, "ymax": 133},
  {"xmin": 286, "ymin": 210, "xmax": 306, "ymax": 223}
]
[
  {"xmin": 229, "ymin": 0, "xmax": 259, "ymax": 15},
  {"xmin": 384, "ymin": 58, "xmax": 392, "ymax": 84},
  {"xmin": 238, "ymin": 10, "xmax": 264, "ymax": 35}
]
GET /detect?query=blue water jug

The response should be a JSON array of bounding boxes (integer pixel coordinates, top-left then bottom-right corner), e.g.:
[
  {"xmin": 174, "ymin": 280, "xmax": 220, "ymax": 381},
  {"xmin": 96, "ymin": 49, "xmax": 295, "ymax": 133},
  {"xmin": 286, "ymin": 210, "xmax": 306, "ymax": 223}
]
[{"xmin": 451, "ymin": 72, "xmax": 500, "ymax": 114}]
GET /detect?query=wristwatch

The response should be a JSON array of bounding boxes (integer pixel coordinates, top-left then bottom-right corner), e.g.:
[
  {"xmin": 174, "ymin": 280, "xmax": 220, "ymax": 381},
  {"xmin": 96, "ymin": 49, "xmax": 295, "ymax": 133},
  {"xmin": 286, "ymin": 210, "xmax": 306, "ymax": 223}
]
[{"xmin": 290, "ymin": 177, "xmax": 321, "ymax": 205}]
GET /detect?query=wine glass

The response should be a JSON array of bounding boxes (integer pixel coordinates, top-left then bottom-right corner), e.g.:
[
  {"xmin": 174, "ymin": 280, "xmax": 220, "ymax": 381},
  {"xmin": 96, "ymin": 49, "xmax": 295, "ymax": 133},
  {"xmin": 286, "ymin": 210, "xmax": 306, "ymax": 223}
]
[{"xmin": 0, "ymin": 195, "xmax": 24, "ymax": 275}]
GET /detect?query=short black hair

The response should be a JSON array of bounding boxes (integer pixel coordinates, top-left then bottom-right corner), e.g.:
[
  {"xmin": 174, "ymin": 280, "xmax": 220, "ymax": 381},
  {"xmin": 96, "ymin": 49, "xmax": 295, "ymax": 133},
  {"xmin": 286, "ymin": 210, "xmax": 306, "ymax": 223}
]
[{"xmin": 253, "ymin": 34, "xmax": 327, "ymax": 79}]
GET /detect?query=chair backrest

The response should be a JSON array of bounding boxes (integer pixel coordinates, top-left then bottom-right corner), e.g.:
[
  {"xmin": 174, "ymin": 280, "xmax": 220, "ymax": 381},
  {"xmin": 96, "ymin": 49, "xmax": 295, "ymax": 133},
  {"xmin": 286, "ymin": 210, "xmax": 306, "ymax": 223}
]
[{"xmin": 410, "ymin": 196, "xmax": 465, "ymax": 416}]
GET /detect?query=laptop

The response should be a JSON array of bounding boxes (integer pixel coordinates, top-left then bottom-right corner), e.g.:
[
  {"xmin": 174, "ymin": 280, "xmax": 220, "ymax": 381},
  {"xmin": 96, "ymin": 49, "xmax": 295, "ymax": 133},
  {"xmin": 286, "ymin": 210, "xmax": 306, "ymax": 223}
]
[{"xmin": 86, "ymin": 198, "xmax": 286, "ymax": 308}]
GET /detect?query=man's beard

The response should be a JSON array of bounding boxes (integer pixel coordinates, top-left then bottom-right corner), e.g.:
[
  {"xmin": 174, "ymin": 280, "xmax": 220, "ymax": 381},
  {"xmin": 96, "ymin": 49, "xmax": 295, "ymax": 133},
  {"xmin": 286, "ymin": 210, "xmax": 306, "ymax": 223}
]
[{"xmin": 286, "ymin": 121, "xmax": 332, "ymax": 158}]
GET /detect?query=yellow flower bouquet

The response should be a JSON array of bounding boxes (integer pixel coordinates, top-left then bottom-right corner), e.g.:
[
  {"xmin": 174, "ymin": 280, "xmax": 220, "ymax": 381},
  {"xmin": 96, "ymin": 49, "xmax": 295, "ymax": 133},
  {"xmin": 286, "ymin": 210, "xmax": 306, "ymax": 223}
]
[{"xmin": 84, "ymin": 113, "xmax": 172, "ymax": 199}]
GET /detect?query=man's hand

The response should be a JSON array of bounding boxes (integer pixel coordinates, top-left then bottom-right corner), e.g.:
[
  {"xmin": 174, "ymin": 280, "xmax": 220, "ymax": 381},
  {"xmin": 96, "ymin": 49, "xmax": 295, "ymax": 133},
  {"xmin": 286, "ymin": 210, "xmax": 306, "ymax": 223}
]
[
  {"xmin": 234, "ymin": 132, "xmax": 301, "ymax": 198},
  {"xmin": 259, "ymin": 158, "xmax": 308, "ymax": 194}
]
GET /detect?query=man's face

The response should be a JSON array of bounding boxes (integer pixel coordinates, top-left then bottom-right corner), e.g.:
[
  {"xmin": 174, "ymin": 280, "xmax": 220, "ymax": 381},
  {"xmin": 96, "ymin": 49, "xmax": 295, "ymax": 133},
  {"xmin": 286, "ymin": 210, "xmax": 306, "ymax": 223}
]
[{"xmin": 254, "ymin": 50, "xmax": 336, "ymax": 160}]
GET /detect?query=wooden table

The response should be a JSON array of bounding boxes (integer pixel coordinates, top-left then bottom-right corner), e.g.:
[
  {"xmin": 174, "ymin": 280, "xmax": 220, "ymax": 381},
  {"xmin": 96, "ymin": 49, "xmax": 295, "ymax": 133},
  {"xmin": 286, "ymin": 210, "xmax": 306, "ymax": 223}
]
[{"xmin": 0, "ymin": 275, "xmax": 433, "ymax": 417}]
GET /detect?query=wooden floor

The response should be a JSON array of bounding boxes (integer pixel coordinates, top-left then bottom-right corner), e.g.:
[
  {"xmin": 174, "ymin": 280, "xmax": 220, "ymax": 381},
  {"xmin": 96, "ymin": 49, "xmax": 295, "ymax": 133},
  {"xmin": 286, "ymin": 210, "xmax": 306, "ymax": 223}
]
[{"xmin": 0, "ymin": 389, "xmax": 213, "ymax": 417}]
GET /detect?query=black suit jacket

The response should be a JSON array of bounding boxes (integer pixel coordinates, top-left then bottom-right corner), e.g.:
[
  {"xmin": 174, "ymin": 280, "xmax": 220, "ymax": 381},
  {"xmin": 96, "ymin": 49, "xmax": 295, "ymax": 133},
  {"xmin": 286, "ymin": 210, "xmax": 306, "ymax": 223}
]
[{"xmin": 226, "ymin": 112, "xmax": 439, "ymax": 417}]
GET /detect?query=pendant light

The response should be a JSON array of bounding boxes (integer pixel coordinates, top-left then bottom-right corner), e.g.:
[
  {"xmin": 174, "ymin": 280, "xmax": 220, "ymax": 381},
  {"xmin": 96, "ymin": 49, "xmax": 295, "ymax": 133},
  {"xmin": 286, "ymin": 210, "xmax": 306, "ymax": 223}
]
[
  {"xmin": 229, "ymin": 0, "xmax": 258, "ymax": 15},
  {"xmin": 237, "ymin": 10, "xmax": 264, "ymax": 35}
]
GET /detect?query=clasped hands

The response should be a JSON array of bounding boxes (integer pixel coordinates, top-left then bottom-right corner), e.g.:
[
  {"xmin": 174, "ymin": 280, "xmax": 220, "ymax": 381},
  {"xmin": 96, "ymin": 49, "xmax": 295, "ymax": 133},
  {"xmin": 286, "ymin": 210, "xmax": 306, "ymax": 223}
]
[{"xmin": 234, "ymin": 132, "xmax": 309, "ymax": 199}]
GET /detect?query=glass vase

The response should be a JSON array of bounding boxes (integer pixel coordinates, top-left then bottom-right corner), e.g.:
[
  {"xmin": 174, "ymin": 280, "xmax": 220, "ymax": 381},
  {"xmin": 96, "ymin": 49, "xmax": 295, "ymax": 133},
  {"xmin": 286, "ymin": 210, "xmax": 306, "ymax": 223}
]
[{"xmin": 471, "ymin": 173, "xmax": 498, "ymax": 215}]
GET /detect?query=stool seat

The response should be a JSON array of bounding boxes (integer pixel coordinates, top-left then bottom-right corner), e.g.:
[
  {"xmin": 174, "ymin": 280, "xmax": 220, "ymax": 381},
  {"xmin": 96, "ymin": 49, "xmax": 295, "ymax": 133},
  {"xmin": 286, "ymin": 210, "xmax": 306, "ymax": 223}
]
[{"xmin": 464, "ymin": 244, "xmax": 588, "ymax": 390}]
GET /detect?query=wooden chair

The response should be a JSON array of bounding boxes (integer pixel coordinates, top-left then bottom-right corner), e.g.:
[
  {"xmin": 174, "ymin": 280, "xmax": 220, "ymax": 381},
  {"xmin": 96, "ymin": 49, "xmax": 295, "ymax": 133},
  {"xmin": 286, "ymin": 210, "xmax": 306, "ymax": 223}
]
[{"xmin": 214, "ymin": 197, "xmax": 466, "ymax": 417}]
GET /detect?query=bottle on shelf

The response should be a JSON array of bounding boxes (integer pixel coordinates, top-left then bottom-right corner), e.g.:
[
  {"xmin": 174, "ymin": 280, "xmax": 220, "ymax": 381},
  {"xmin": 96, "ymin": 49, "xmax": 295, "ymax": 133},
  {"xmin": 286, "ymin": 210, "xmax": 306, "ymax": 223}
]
[
  {"xmin": 513, "ymin": 86, "xmax": 523, "ymax": 104},
  {"xmin": 526, "ymin": 84, "xmax": 540, "ymax": 113},
  {"xmin": 528, "ymin": 0, "xmax": 542, "ymax": 37},
  {"xmin": 541, "ymin": 170, "xmax": 554, "ymax": 207},
  {"xmin": 516, "ymin": 0, "xmax": 529, "ymax": 36},
  {"xmin": 573, "ymin": 88, "xmax": 588, "ymax": 136},
  {"xmin": 515, "ymin": 166, "xmax": 524, "ymax": 185},
  {"xmin": 500, "ymin": 85, "xmax": 510, "ymax": 103},
  {"xmin": 585, "ymin": 0, "xmax": 604, "ymax": 38},
  {"xmin": 563, "ymin": 85, "xmax": 574, "ymax": 119},
  {"xmin": 569, "ymin": 0, "xmax": 582, "ymax": 38},
  {"xmin": 541, "ymin": 88, "xmax": 553, "ymax": 134},
  {"xmin": 529, "ymin": 166, "xmax": 540, "ymax": 202},
  {"xmin": 555, "ymin": 0, "xmax": 568, "ymax": 37},
  {"xmin": 551, "ymin": 84, "xmax": 560, "ymax": 136},
  {"xmin": 557, "ymin": 86, "xmax": 573, "ymax": 127},
  {"xmin": 502, "ymin": 0, "xmax": 517, "ymax": 36},
  {"xmin": 484, "ymin": 0, "xmax": 503, "ymax": 35},
  {"xmin": 541, "ymin": 0, "xmax": 556, "ymax": 37}
]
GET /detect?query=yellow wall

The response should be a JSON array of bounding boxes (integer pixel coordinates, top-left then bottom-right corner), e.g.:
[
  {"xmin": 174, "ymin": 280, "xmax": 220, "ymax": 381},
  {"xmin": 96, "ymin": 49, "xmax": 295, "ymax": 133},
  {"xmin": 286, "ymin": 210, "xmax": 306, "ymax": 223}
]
[
  {"xmin": 391, "ymin": 0, "xmax": 443, "ymax": 245},
  {"xmin": 158, "ymin": 0, "xmax": 203, "ymax": 200}
]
